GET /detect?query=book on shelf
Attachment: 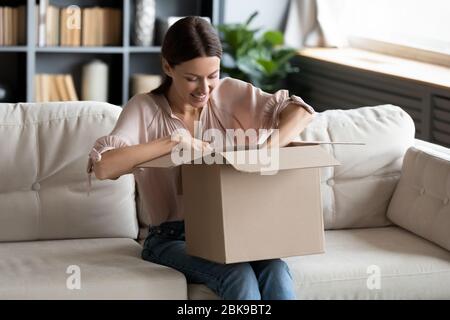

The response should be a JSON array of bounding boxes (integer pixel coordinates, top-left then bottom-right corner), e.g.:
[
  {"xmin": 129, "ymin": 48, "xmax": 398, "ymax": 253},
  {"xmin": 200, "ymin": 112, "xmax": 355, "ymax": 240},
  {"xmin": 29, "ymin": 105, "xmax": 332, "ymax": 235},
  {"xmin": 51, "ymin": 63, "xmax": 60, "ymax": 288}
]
[
  {"xmin": 10, "ymin": 7, "xmax": 16, "ymax": 45},
  {"xmin": 71, "ymin": 7, "xmax": 82, "ymax": 46},
  {"xmin": 60, "ymin": 6, "xmax": 81, "ymax": 46},
  {"xmin": 49, "ymin": 76, "xmax": 59, "ymax": 101},
  {"xmin": 35, "ymin": 74, "xmax": 79, "ymax": 102},
  {"xmin": 0, "ymin": 5, "xmax": 26, "ymax": 46},
  {"xmin": 46, "ymin": 5, "xmax": 59, "ymax": 46},
  {"xmin": 64, "ymin": 75, "xmax": 78, "ymax": 101},
  {"xmin": 36, "ymin": 4, "xmax": 121, "ymax": 47},
  {"xmin": 55, "ymin": 75, "xmax": 69, "ymax": 101},
  {"xmin": 17, "ymin": 5, "xmax": 26, "ymax": 45},
  {"xmin": 96, "ymin": 7, "xmax": 104, "ymax": 46},
  {"xmin": 0, "ymin": 8, "xmax": 3, "ymax": 46},
  {"xmin": 81, "ymin": 7, "xmax": 93, "ymax": 46},
  {"xmin": 0, "ymin": 7, "xmax": 4, "ymax": 46},
  {"xmin": 81, "ymin": 6, "xmax": 121, "ymax": 46},
  {"xmin": 35, "ymin": 74, "xmax": 42, "ymax": 103}
]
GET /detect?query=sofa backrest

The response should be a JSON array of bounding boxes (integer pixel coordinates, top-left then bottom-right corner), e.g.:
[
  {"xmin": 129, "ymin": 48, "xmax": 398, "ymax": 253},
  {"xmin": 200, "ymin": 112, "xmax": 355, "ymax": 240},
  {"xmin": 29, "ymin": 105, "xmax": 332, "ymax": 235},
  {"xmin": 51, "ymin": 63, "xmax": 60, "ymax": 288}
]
[
  {"xmin": 0, "ymin": 102, "xmax": 138, "ymax": 242},
  {"xmin": 299, "ymin": 104, "xmax": 415, "ymax": 229}
]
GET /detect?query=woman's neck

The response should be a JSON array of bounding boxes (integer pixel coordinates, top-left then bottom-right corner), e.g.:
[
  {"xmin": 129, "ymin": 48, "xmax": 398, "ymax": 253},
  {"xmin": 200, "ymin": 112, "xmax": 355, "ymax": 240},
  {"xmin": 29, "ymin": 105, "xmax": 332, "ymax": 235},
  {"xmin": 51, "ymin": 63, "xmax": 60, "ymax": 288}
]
[{"xmin": 166, "ymin": 84, "xmax": 197, "ymax": 117}]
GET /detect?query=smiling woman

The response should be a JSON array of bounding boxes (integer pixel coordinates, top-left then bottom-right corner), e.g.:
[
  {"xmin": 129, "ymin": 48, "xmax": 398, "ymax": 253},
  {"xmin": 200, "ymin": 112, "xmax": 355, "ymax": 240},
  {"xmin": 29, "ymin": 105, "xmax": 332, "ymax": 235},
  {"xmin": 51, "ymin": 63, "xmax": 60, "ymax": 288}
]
[
  {"xmin": 162, "ymin": 56, "xmax": 221, "ymax": 119},
  {"xmin": 87, "ymin": 16, "xmax": 315, "ymax": 301},
  {"xmin": 151, "ymin": 17, "xmax": 222, "ymax": 98}
]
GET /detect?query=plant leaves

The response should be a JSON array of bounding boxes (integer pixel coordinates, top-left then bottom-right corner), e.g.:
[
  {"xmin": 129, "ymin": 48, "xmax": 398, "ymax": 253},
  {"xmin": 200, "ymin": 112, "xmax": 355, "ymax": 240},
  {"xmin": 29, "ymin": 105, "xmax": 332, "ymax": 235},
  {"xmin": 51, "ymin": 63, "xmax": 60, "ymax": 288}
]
[
  {"xmin": 263, "ymin": 31, "xmax": 284, "ymax": 46},
  {"xmin": 218, "ymin": 11, "xmax": 300, "ymax": 92},
  {"xmin": 257, "ymin": 59, "xmax": 277, "ymax": 75},
  {"xmin": 245, "ymin": 11, "xmax": 259, "ymax": 26},
  {"xmin": 236, "ymin": 56, "xmax": 264, "ymax": 79}
]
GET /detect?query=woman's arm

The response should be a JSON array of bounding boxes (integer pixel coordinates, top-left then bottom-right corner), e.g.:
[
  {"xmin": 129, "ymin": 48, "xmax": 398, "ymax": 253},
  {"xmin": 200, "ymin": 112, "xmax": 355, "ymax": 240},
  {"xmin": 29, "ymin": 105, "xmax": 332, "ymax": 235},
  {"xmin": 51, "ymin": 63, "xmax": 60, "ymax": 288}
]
[
  {"xmin": 93, "ymin": 136, "xmax": 178, "ymax": 180},
  {"xmin": 93, "ymin": 134, "xmax": 212, "ymax": 180},
  {"xmin": 264, "ymin": 104, "xmax": 314, "ymax": 148}
]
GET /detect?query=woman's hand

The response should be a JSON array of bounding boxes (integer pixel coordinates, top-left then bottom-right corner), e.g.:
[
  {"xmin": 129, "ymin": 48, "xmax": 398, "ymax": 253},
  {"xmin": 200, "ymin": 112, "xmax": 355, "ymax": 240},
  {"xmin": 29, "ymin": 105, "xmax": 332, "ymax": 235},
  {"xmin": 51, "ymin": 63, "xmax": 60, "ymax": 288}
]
[
  {"xmin": 171, "ymin": 131, "xmax": 213, "ymax": 153},
  {"xmin": 265, "ymin": 104, "xmax": 314, "ymax": 148}
]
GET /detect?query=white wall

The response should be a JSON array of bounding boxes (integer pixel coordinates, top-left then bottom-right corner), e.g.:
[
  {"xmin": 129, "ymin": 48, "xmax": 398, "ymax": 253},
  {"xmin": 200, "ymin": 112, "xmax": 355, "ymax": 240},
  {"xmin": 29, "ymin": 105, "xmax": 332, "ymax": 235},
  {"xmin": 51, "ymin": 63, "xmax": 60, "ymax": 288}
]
[{"xmin": 223, "ymin": 0, "xmax": 291, "ymax": 32}]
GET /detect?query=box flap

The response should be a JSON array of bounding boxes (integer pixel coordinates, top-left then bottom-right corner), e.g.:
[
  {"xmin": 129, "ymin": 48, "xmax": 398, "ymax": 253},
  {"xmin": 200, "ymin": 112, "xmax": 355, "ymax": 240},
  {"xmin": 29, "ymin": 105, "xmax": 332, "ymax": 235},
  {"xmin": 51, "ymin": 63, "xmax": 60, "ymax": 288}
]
[
  {"xmin": 219, "ymin": 145, "xmax": 340, "ymax": 173},
  {"xmin": 138, "ymin": 148, "xmax": 215, "ymax": 168},
  {"xmin": 289, "ymin": 141, "xmax": 366, "ymax": 146},
  {"xmin": 138, "ymin": 144, "xmax": 343, "ymax": 171}
]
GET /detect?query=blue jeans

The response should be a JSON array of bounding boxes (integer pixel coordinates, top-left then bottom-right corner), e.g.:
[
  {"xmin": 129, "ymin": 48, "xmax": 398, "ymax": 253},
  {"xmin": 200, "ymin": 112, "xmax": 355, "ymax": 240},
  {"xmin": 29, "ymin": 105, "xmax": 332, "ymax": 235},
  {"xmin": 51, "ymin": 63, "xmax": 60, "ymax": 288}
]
[{"xmin": 141, "ymin": 221, "xmax": 296, "ymax": 300}]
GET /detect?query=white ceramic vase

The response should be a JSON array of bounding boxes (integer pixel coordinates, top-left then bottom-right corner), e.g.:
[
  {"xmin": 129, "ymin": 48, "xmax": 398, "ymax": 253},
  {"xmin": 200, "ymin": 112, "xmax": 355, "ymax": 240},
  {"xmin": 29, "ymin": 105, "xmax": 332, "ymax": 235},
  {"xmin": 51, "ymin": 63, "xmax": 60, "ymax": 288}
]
[
  {"xmin": 81, "ymin": 60, "xmax": 109, "ymax": 102},
  {"xmin": 133, "ymin": 0, "xmax": 156, "ymax": 46}
]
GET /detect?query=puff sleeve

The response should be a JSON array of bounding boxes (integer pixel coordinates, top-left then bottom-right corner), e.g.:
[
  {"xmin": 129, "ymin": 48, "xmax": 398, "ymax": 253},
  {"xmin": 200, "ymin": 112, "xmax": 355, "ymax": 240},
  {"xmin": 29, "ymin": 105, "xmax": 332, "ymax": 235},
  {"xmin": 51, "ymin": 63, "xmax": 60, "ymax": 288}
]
[
  {"xmin": 86, "ymin": 94, "xmax": 156, "ymax": 195},
  {"xmin": 209, "ymin": 77, "xmax": 315, "ymax": 131}
]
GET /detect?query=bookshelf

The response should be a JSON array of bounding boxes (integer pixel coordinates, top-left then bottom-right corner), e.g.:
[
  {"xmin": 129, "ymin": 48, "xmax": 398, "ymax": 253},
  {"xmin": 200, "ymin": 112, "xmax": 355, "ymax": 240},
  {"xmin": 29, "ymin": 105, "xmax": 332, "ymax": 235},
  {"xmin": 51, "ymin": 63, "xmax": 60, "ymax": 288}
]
[{"xmin": 0, "ymin": 0, "xmax": 223, "ymax": 106}]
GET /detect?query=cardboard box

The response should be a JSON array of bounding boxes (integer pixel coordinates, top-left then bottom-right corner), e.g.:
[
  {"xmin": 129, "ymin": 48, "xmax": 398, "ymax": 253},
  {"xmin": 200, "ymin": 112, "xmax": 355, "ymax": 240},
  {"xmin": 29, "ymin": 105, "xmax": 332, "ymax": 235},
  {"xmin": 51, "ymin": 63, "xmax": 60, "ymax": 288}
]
[{"xmin": 139, "ymin": 142, "xmax": 341, "ymax": 264}]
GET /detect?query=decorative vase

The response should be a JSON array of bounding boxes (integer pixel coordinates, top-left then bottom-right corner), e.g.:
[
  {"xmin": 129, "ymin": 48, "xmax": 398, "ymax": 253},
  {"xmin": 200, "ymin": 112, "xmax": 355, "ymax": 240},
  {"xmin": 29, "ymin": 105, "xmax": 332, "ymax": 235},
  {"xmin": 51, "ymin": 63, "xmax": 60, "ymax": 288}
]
[
  {"xmin": 0, "ymin": 82, "xmax": 12, "ymax": 102},
  {"xmin": 131, "ymin": 74, "xmax": 162, "ymax": 96},
  {"xmin": 133, "ymin": 0, "xmax": 156, "ymax": 46},
  {"xmin": 81, "ymin": 60, "xmax": 109, "ymax": 102}
]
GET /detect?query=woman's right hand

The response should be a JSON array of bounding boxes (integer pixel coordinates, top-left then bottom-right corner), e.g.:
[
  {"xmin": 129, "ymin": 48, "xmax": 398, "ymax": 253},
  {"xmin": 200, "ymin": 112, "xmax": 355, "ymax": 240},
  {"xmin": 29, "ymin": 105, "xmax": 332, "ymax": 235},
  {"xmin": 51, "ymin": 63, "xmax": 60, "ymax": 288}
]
[{"xmin": 171, "ymin": 131, "xmax": 213, "ymax": 153}]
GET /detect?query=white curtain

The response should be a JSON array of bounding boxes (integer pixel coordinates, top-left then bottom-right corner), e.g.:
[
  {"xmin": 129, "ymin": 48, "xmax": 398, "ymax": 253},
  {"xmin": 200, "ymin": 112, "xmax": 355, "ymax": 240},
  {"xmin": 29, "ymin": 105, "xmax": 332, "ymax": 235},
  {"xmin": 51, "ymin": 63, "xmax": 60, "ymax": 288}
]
[
  {"xmin": 284, "ymin": 0, "xmax": 349, "ymax": 48},
  {"xmin": 285, "ymin": 0, "xmax": 450, "ymax": 54}
]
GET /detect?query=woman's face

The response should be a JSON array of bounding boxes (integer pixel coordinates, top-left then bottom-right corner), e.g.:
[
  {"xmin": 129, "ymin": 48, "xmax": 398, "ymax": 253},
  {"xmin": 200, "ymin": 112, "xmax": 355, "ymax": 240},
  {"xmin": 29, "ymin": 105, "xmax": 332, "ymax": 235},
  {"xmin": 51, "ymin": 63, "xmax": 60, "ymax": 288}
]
[{"xmin": 164, "ymin": 56, "xmax": 221, "ymax": 108}]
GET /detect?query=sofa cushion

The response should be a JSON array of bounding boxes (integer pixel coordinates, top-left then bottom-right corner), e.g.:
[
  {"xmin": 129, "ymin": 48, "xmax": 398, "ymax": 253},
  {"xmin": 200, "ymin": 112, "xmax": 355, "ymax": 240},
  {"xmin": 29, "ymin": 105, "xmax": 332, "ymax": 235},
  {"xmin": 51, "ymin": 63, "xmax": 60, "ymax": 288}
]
[
  {"xmin": 0, "ymin": 238, "xmax": 187, "ymax": 299},
  {"xmin": 0, "ymin": 102, "xmax": 138, "ymax": 241},
  {"xmin": 299, "ymin": 104, "xmax": 415, "ymax": 229},
  {"xmin": 387, "ymin": 145, "xmax": 450, "ymax": 251},
  {"xmin": 188, "ymin": 227, "xmax": 450, "ymax": 299},
  {"xmin": 289, "ymin": 226, "xmax": 450, "ymax": 299}
]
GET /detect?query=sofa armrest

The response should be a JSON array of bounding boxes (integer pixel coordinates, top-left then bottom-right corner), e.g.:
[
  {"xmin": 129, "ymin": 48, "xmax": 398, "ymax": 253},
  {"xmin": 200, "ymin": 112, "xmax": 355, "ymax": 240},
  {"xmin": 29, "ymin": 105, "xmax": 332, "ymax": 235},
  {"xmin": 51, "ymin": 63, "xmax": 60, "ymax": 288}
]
[
  {"xmin": 387, "ymin": 141, "xmax": 450, "ymax": 251},
  {"xmin": 414, "ymin": 138, "xmax": 450, "ymax": 159}
]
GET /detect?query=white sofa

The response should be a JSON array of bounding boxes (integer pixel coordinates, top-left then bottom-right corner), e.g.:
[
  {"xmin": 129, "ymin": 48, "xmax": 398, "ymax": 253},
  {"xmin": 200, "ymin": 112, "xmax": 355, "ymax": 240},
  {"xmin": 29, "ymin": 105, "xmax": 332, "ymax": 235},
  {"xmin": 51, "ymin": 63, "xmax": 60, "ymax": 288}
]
[{"xmin": 0, "ymin": 101, "xmax": 449, "ymax": 299}]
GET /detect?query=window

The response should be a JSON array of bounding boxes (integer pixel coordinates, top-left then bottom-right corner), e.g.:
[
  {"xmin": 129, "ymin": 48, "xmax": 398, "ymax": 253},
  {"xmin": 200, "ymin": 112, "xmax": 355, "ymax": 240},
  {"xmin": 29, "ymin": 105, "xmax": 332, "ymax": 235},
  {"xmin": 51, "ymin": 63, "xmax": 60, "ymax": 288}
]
[{"xmin": 340, "ymin": 0, "xmax": 450, "ymax": 63}]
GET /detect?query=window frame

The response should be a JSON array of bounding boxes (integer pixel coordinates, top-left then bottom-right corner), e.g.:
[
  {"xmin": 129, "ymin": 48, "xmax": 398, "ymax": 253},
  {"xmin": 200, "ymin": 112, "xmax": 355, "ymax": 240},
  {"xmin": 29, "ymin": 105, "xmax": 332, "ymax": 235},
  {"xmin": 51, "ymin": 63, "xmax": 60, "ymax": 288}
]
[{"xmin": 348, "ymin": 36, "xmax": 450, "ymax": 68}]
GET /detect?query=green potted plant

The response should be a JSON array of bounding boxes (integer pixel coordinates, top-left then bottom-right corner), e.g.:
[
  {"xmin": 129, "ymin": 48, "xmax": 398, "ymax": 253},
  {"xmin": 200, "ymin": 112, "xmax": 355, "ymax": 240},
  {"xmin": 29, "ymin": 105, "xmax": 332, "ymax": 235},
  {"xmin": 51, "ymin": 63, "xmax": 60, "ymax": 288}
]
[{"xmin": 218, "ymin": 11, "xmax": 299, "ymax": 93}]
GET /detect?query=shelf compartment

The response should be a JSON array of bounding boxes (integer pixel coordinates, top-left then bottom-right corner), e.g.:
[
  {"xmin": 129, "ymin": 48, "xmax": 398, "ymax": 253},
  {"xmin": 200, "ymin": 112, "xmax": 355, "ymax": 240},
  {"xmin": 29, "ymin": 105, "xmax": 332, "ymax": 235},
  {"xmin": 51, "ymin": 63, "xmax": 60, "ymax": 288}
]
[
  {"xmin": 129, "ymin": 52, "xmax": 162, "ymax": 98},
  {"xmin": 35, "ymin": 52, "xmax": 123, "ymax": 105},
  {"xmin": 0, "ymin": 52, "xmax": 27, "ymax": 102},
  {"xmin": 129, "ymin": 0, "xmax": 214, "ymax": 47}
]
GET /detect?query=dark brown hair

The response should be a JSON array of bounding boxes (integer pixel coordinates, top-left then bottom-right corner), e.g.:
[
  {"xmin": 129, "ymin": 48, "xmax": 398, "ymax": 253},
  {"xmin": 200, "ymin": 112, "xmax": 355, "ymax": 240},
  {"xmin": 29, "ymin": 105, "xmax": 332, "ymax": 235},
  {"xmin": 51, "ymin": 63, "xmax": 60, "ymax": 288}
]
[{"xmin": 151, "ymin": 16, "xmax": 223, "ymax": 95}]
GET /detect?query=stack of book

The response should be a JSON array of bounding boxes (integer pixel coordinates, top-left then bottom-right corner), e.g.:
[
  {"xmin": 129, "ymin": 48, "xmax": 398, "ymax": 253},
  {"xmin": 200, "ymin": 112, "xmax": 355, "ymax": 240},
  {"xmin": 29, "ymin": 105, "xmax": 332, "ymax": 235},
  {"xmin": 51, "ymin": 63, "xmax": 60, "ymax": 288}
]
[
  {"xmin": 81, "ymin": 7, "xmax": 122, "ymax": 46},
  {"xmin": 0, "ymin": 6, "xmax": 27, "ymax": 46},
  {"xmin": 35, "ymin": 74, "xmax": 79, "ymax": 102},
  {"xmin": 37, "ymin": 1, "xmax": 122, "ymax": 47}
]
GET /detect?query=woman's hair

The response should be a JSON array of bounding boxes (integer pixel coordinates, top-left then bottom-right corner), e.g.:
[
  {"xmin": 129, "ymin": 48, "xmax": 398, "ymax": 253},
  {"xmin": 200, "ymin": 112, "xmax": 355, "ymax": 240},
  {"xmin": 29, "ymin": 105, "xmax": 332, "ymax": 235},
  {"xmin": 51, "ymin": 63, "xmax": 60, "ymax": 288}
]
[{"xmin": 151, "ymin": 16, "xmax": 223, "ymax": 95}]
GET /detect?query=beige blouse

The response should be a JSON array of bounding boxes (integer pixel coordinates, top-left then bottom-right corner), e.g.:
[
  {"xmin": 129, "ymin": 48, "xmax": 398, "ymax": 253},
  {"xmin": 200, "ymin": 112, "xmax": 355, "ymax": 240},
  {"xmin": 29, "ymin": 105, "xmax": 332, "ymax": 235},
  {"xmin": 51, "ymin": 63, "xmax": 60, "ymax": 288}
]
[{"xmin": 86, "ymin": 77, "xmax": 315, "ymax": 227}]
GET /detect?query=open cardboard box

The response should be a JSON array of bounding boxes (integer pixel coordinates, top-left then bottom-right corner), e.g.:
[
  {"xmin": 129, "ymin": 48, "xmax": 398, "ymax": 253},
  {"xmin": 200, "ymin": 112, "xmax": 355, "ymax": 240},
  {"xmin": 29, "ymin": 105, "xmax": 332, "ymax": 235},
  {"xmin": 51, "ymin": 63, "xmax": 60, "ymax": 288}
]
[{"xmin": 138, "ymin": 140, "xmax": 363, "ymax": 264}]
